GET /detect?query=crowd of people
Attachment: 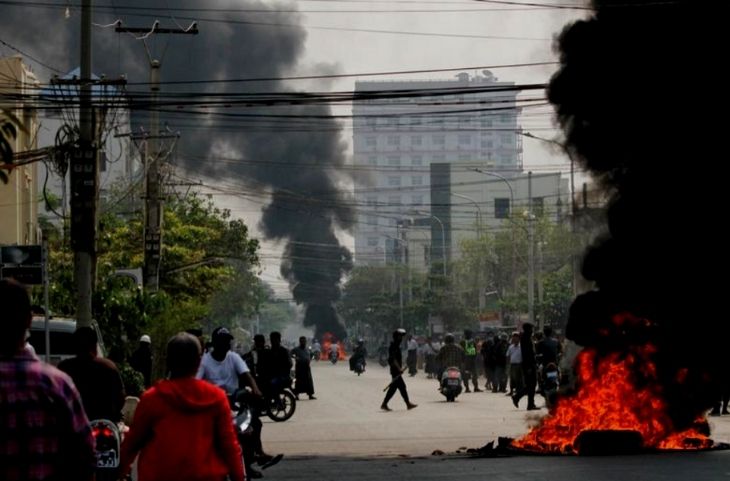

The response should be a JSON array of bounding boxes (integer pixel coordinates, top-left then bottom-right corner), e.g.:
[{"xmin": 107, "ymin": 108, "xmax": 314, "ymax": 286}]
[
  {"xmin": 0, "ymin": 278, "xmax": 329, "ymax": 481},
  {"xmin": 389, "ymin": 324, "xmax": 565, "ymax": 411}
]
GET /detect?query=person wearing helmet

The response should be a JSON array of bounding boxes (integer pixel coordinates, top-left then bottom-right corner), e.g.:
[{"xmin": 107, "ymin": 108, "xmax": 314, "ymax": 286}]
[
  {"xmin": 381, "ymin": 329, "xmax": 417, "ymax": 411},
  {"xmin": 349, "ymin": 338, "xmax": 367, "ymax": 374},
  {"xmin": 131, "ymin": 334, "xmax": 153, "ymax": 388}
]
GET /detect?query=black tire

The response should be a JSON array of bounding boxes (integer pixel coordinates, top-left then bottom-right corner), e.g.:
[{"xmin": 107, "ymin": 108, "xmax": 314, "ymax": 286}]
[{"xmin": 267, "ymin": 390, "xmax": 296, "ymax": 422}]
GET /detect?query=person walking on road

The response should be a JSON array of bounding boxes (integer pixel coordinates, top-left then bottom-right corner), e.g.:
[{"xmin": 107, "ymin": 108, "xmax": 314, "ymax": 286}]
[
  {"xmin": 406, "ymin": 335, "xmax": 418, "ymax": 376},
  {"xmin": 381, "ymin": 329, "xmax": 418, "ymax": 411},
  {"xmin": 512, "ymin": 322, "xmax": 539, "ymax": 410},
  {"xmin": 291, "ymin": 336, "xmax": 316, "ymax": 400},
  {"xmin": 460, "ymin": 330, "xmax": 482, "ymax": 392}
]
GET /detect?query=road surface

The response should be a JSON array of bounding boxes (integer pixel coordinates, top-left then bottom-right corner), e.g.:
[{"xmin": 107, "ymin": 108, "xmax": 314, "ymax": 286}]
[{"xmin": 264, "ymin": 360, "xmax": 730, "ymax": 456}]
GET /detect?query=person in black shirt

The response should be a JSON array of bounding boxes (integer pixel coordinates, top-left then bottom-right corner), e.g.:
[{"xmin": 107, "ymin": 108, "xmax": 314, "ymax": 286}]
[
  {"xmin": 58, "ymin": 327, "xmax": 126, "ymax": 422},
  {"xmin": 381, "ymin": 329, "xmax": 418, "ymax": 411}
]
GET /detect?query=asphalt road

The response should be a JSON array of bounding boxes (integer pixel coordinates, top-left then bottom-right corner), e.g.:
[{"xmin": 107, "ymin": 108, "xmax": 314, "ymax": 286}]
[{"xmin": 257, "ymin": 360, "xmax": 730, "ymax": 480}]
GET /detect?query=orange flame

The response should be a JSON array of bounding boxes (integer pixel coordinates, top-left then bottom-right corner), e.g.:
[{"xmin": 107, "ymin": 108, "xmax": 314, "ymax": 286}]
[
  {"xmin": 512, "ymin": 344, "xmax": 711, "ymax": 453},
  {"xmin": 320, "ymin": 332, "xmax": 347, "ymax": 361}
]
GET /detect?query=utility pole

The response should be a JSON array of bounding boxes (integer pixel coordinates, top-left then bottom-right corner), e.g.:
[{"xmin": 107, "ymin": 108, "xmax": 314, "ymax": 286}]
[
  {"xmin": 115, "ymin": 21, "xmax": 198, "ymax": 291},
  {"xmin": 71, "ymin": 0, "xmax": 95, "ymax": 328},
  {"xmin": 527, "ymin": 171, "xmax": 535, "ymax": 326}
]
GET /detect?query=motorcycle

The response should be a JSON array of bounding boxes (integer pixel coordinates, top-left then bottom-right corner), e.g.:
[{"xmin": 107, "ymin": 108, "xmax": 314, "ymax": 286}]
[
  {"xmin": 90, "ymin": 419, "xmax": 122, "ymax": 481},
  {"xmin": 231, "ymin": 390, "xmax": 256, "ymax": 464},
  {"xmin": 440, "ymin": 367, "xmax": 463, "ymax": 402},
  {"xmin": 349, "ymin": 356, "xmax": 366, "ymax": 376},
  {"xmin": 329, "ymin": 350, "xmax": 338, "ymax": 364},
  {"xmin": 265, "ymin": 376, "xmax": 297, "ymax": 422}
]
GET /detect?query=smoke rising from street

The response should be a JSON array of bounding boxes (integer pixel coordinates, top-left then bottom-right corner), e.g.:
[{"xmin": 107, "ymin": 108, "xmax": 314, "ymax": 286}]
[
  {"xmin": 551, "ymin": 0, "xmax": 724, "ymax": 429},
  {"xmin": 0, "ymin": 1, "xmax": 354, "ymax": 339}
]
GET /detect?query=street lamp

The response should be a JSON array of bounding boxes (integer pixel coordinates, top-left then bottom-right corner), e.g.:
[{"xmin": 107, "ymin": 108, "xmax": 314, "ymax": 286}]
[
  {"xmin": 408, "ymin": 210, "xmax": 446, "ymax": 277},
  {"xmin": 451, "ymin": 192, "xmax": 482, "ymax": 236},
  {"xmin": 471, "ymin": 168, "xmax": 517, "ymax": 291}
]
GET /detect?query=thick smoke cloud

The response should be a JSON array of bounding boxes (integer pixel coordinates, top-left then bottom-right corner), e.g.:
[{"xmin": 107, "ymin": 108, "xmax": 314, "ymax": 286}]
[
  {"xmin": 0, "ymin": 1, "xmax": 353, "ymax": 339},
  {"xmin": 551, "ymin": 0, "xmax": 725, "ymax": 428}
]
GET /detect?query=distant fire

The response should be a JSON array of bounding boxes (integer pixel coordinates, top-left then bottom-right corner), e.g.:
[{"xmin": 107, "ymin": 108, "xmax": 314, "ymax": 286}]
[
  {"xmin": 512, "ymin": 315, "xmax": 711, "ymax": 454},
  {"xmin": 320, "ymin": 332, "xmax": 347, "ymax": 360}
]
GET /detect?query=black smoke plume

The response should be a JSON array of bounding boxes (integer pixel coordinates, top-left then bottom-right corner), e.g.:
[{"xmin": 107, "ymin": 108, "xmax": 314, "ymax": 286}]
[
  {"xmin": 551, "ymin": 0, "xmax": 725, "ymax": 428},
  {"xmin": 0, "ymin": 1, "xmax": 353, "ymax": 339}
]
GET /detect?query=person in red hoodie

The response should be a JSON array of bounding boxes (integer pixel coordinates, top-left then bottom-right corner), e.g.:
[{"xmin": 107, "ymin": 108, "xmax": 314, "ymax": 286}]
[{"xmin": 119, "ymin": 332, "xmax": 245, "ymax": 481}]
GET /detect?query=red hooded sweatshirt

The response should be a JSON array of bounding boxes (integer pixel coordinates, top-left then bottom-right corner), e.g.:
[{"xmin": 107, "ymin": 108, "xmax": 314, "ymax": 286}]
[{"xmin": 119, "ymin": 377, "xmax": 244, "ymax": 481}]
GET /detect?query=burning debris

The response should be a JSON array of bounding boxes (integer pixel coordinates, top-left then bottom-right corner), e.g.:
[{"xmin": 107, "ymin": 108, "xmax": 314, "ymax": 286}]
[
  {"xmin": 512, "ymin": 313, "xmax": 711, "ymax": 454},
  {"xmin": 319, "ymin": 332, "xmax": 347, "ymax": 361}
]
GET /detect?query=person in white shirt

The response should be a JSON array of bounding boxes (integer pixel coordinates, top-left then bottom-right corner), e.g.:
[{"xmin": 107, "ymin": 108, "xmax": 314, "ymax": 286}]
[
  {"xmin": 197, "ymin": 327, "xmax": 278, "ymax": 478},
  {"xmin": 506, "ymin": 332, "xmax": 523, "ymax": 397}
]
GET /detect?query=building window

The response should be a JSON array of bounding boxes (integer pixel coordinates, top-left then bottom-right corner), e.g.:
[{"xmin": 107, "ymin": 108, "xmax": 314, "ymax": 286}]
[
  {"xmin": 387, "ymin": 135, "xmax": 400, "ymax": 146},
  {"xmin": 412, "ymin": 195, "xmax": 424, "ymax": 206},
  {"xmin": 366, "ymin": 215, "xmax": 378, "ymax": 227},
  {"xmin": 366, "ymin": 196, "xmax": 378, "ymax": 206},
  {"xmin": 388, "ymin": 195, "xmax": 401, "ymax": 205},
  {"xmin": 387, "ymin": 155, "xmax": 401, "ymax": 166},
  {"xmin": 412, "ymin": 176, "xmax": 423, "ymax": 186},
  {"xmin": 387, "ymin": 176, "xmax": 401, "ymax": 187},
  {"xmin": 411, "ymin": 135, "xmax": 422, "ymax": 146},
  {"xmin": 365, "ymin": 137, "xmax": 376, "ymax": 147},
  {"xmin": 411, "ymin": 155, "xmax": 423, "ymax": 166},
  {"xmin": 367, "ymin": 156, "xmax": 377, "ymax": 165},
  {"xmin": 458, "ymin": 154, "xmax": 470, "ymax": 162},
  {"xmin": 411, "ymin": 116, "xmax": 422, "ymax": 126},
  {"xmin": 499, "ymin": 114, "xmax": 510, "ymax": 123},
  {"xmin": 432, "ymin": 154, "xmax": 445, "ymax": 162},
  {"xmin": 365, "ymin": 117, "xmax": 376, "ymax": 128},
  {"xmin": 481, "ymin": 118, "xmax": 493, "ymax": 128},
  {"xmin": 500, "ymin": 133, "xmax": 512, "ymax": 144},
  {"xmin": 495, "ymin": 198, "xmax": 510, "ymax": 219},
  {"xmin": 532, "ymin": 197, "xmax": 544, "ymax": 216},
  {"xmin": 433, "ymin": 135, "xmax": 446, "ymax": 146},
  {"xmin": 367, "ymin": 237, "xmax": 379, "ymax": 247},
  {"xmin": 499, "ymin": 155, "xmax": 511, "ymax": 164},
  {"xmin": 481, "ymin": 140, "xmax": 494, "ymax": 149},
  {"xmin": 458, "ymin": 134, "xmax": 472, "ymax": 145}
]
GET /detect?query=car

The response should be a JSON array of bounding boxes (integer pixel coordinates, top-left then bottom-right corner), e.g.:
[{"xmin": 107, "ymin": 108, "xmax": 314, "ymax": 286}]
[{"xmin": 28, "ymin": 317, "xmax": 106, "ymax": 365}]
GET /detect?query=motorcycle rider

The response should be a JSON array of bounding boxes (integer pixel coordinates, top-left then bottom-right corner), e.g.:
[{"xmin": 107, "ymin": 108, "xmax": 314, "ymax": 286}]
[
  {"xmin": 436, "ymin": 333, "xmax": 465, "ymax": 382},
  {"xmin": 329, "ymin": 340, "xmax": 340, "ymax": 362},
  {"xmin": 58, "ymin": 326, "xmax": 126, "ymax": 423},
  {"xmin": 198, "ymin": 327, "xmax": 278, "ymax": 479},
  {"xmin": 349, "ymin": 339, "xmax": 367, "ymax": 373},
  {"xmin": 311, "ymin": 339, "xmax": 322, "ymax": 361},
  {"xmin": 268, "ymin": 332, "xmax": 292, "ymax": 397}
]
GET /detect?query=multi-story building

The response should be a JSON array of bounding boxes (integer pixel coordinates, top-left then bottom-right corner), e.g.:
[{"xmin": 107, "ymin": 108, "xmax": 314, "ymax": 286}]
[
  {"xmin": 0, "ymin": 56, "xmax": 40, "ymax": 245},
  {"xmin": 352, "ymin": 71, "xmax": 522, "ymax": 267}
]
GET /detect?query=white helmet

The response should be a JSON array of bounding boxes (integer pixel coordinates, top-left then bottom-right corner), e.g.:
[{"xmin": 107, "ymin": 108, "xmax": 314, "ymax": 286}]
[{"xmin": 140, "ymin": 334, "xmax": 151, "ymax": 344}]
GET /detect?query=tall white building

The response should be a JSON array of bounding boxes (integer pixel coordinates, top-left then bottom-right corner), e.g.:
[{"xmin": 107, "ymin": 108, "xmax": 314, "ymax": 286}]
[{"xmin": 352, "ymin": 71, "xmax": 522, "ymax": 267}]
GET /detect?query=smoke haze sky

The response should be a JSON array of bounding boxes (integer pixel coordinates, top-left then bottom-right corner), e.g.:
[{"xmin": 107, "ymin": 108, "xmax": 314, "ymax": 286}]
[{"xmin": 0, "ymin": 1, "xmax": 586, "ymax": 298}]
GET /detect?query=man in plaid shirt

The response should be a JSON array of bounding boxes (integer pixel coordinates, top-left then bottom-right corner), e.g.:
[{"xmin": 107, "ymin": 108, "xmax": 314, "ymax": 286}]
[{"xmin": 0, "ymin": 279, "xmax": 96, "ymax": 481}]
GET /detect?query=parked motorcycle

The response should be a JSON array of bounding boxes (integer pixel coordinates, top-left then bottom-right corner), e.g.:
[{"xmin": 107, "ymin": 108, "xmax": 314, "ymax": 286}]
[
  {"xmin": 90, "ymin": 419, "xmax": 122, "ymax": 481},
  {"xmin": 440, "ymin": 367, "xmax": 463, "ymax": 402}
]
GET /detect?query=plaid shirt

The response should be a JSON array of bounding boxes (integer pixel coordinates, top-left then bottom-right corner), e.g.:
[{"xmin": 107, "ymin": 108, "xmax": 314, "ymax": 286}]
[
  {"xmin": 0, "ymin": 350, "xmax": 96, "ymax": 481},
  {"xmin": 437, "ymin": 343, "xmax": 465, "ymax": 369}
]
